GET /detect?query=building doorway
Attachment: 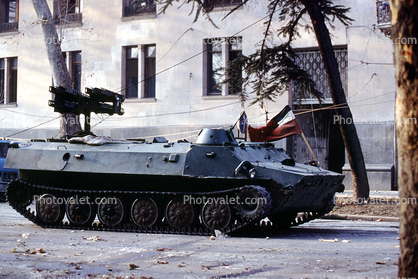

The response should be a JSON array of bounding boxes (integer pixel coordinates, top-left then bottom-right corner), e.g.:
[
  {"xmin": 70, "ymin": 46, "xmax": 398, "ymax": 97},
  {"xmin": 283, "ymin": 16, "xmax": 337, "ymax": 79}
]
[{"xmin": 288, "ymin": 105, "xmax": 345, "ymax": 173}]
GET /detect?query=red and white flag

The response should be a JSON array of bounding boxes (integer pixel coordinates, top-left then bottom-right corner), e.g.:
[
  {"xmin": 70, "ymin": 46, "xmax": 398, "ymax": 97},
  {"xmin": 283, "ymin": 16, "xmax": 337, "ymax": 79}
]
[{"xmin": 248, "ymin": 105, "xmax": 302, "ymax": 142}]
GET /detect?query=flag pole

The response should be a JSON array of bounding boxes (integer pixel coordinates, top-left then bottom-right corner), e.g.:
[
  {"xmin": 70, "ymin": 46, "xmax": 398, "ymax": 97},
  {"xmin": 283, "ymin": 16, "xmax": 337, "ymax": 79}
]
[
  {"xmin": 300, "ymin": 131, "xmax": 318, "ymax": 162},
  {"xmin": 229, "ymin": 111, "xmax": 245, "ymax": 132}
]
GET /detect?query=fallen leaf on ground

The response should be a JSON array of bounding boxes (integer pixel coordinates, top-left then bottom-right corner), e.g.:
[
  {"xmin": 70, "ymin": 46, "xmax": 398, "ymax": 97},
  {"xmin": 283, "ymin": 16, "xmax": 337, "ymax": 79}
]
[
  {"xmin": 376, "ymin": 261, "xmax": 386, "ymax": 265},
  {"xmin": 319, "ymin": 239, "xmax": 339, "ymax": 242},
  {"xmin": 84, "ymin": 236, "xmax": 101, "ymax": 241},
  {"xmin": 155, "ymin": 260, "xmax": 169, "ymax": 264},
  {"xmin": 129, "ymin": 263, "xmax": 140, "ymax": 270}
]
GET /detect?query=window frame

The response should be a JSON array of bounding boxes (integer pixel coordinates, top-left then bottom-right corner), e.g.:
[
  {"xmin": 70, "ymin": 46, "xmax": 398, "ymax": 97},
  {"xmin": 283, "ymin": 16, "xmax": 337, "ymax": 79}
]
[
  {"xmin": 62, "ymin": 51, "xmax": 82, "ymax": 92},
  {"xmin": 53, "ymin": 0, "xmax": 83, "ymax": 26},
  {"xmin": 122, "ymin": 0, "xmax": 156, "ymax": 18},
  {"xmin": 0, "ymin": 59, "xmax": 4, "ymax": 104},
  {"xmin": 125, "ymin": 46, "xmax": 139, "ymax": 99},
  {"xmin": 290, "ymin": 46, "xmax": 347, "ymax": 104},
  {"xmin": 203, "ymin": 36, "xmax": 242, "ymax": 97},
  {"xmin": 0, "ymin": 57, "xmax": 18, "ymax": 105},
  {"xmin": 144, "ymin": 45, "xmax": 156, "ymax": 99},
  {"xmin": 0, "ymin": 0, "xmax": 19, "ymax": 33},
  {"xmin": 122, "ymin": 44, "xmax": 157, "ymax": 100}
]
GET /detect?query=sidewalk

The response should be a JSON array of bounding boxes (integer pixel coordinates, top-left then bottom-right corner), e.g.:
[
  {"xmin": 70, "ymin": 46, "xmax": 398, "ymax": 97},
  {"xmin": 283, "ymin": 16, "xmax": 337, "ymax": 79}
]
[
  {"xmin": 323, "ymin": 190, "xmax": 400, "ymax": 223},
  {"xmin": 336, "ymin": 190, "xmax": 399, "ymax": 199}
]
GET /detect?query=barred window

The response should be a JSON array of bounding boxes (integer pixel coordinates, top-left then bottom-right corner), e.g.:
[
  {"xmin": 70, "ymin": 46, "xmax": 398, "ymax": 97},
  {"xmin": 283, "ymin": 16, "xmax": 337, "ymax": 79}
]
[{"xmin": 291, "ymin": 47, "xmax": 348, "ymax": 101}]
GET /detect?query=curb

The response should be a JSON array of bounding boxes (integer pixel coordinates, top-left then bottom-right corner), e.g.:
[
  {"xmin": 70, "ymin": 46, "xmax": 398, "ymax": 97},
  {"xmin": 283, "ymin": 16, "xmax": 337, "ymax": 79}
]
[{"xmin": 322, "ymin": 214, "xmax": 399, "ymax": 222}]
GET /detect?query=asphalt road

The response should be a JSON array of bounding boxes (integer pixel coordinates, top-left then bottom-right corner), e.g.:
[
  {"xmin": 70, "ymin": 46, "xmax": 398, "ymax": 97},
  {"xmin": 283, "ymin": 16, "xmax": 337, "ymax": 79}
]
[{"xmin": 0, "ymin": 202, "xmax": 400, "ymax": 279}]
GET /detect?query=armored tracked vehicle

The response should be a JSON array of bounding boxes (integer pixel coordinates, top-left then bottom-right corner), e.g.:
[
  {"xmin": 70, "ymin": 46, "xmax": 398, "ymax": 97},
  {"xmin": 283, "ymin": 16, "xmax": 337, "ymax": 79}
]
[{"xmin": 5, "ymin": 87, "xmax": 344, "ymax": 235}]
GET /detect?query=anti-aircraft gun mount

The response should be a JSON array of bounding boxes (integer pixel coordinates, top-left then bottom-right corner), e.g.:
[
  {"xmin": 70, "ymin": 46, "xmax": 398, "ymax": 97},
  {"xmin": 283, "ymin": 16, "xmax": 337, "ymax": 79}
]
[
  {"xmin": 48, "ymin": 86, "xmax": 125, "ymax": 135},
  {"xmin": 5, "ymin": 87, "xmax": 344, "ymax": 236}
]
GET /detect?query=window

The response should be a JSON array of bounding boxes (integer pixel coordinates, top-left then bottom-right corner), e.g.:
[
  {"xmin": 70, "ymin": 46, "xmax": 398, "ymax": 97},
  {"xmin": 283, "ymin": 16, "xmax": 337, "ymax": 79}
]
[
  {"xmin": 67, "ymin": 0, "xmax": 81, "ymax": 14},
  {"xmin": 54, "ymin": 0, "xmax": 82, "ymax": 25},
  {"xmin": 204, "ymin": 37, "xmax": 242, "ymax": 96},
  {"xmin": 72, "ymin": 51, "xmax": 82, "ymax": 91},
  {"xmin": 0, "ymin": 59, "xmax": 4, "ymax": 104},
  {"xmin": 9, "ymin": 57, "xmax": 17, "ymax": 103},
  {"xmin": 204, "ymin": 0, "xmax": 242, "ymax": 10},
  {"xmin": 123, "ymin": 0, "xmax": 156, "ymax": 17},
  {"xmin": 62, "ymin": 51, "xmax": 82, "ymax": 91},
  {"xmin": 144, "ymin": 45, "xmax": 156, "ymax": 98},
  {"xmin": 0, "ymin": 57, "xmax": 17, "ymax": 104},
  {"xmin": 0, "ymin": 0, "xmax": 19, "ymax": 33},
  {"xmin": 291, "ymin": 47, "xmax": 347, "ymax": 102},
  {"xmin": 126, "ymin": 46, "xmax": 139, "ymax": 98},
  {"xmin": 227, "ymin": 37, "xmax": 242, "ymax": 95},
  {"xmin": 123, "ymin": 45, "xmax": 156, "ymax": 99},
  {"xmin": 206, "ymin": 38, "xmax": 223, "ymax": 95}
]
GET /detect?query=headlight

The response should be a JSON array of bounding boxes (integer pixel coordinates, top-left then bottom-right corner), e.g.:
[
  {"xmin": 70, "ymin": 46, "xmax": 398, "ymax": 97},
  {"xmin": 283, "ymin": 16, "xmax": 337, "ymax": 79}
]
[{"xmin": 249, "ymin": 168, "xmax": 257, "ymax": 179}]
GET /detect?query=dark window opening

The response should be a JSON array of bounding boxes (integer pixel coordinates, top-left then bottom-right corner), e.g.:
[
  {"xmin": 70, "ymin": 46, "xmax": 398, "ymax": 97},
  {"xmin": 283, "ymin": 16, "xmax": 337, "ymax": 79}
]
[
  {"xmin": 67, "ymin": 0, "xmax": 81, "ymax": 14},
  {"xmin": 126, "ymin": 46, "xmax": 138, "ymax": 99},
  {"xmin": 0, "ymin": 143, "xmax": 7, "ymax": 158},
  {"xmin": 144, "ymin": 45, "xmax": 156, "ymax": 98},
  {"xmin": 227, "ymin": 37, "xmax": 242, "ymax": 95},
  {"xmin": 72, "ymin": 51, "xmax": 82, "ymax": 91},
  {"xmin": 0, "ymin": 0, "xmax": 19, "ymax": 33},
  {"xmin": 54, "ymin": 0, "xmax": 82, "ymax": 25},
  {"xmin": 206, "ymin": 38, "xmax": 223, "ymax": 95},
  {"xmin": 9, "ymin": 57, "xmax": 17, "ymax": 103},
  {"xmin": 123, "ymin": 0, "xmax": 156, "ymax": 17},
  {"xmin": 62, "ymin": 51, "xmax": 81, "ymax": 91},
  {"xmin": 204, "ymin": 0, "xmax": 242, "ymax": 11},
  {"xmin": 0, "ymin": 59, "xmax": 4, "ymax": 104}
]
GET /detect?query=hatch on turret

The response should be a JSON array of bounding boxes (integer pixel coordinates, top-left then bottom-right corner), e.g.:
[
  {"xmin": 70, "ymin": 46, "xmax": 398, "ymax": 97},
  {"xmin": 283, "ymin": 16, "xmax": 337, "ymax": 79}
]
[{"xmin": 195, "ymin": 128, "xmax": 238, "ymax": 146}]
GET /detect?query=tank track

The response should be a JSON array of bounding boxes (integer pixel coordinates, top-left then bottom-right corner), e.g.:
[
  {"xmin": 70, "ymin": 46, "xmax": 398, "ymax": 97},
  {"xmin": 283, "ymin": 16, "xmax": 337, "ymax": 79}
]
[{"xmin": 6, "ymin": 179, "xmax": 328, "ymax": 236}]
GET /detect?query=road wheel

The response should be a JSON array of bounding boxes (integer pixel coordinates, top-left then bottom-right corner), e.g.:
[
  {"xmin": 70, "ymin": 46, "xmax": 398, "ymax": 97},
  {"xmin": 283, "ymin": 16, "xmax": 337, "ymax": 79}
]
[
  {"xmin": 131, "ymin": 197, "xmax": 159, "ymax": 227},
  {"xmin": 165, "ymin": 198, "xmax": 195, "ymax": 228},
  {"xmin": 201, "ymin": 200, "xmax": 231, "ymax": 230},
  {"xmin": 97, "ymin": 197, "xmax": 125, "ymax": 227},
  {"xmin": 66, "ymin": 196, "xmax": 96, "ymax": 226},
  {"xmin": 36, "ymin": 194, "xmax": 65, "ymax": 224}
]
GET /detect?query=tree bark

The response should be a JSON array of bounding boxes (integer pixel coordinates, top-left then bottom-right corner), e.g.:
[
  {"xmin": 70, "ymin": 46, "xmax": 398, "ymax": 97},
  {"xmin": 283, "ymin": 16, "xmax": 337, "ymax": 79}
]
[
  {"xmin": 32, "ymin": 0, "xmax": 82, "ymax": 138},
  {"xmin": 300, "ymin": 0, "xmax": 370, "ymax": 199},
  {"xmin": 390, "ymin": 0, "xmax": 418, "ymax": 276}
]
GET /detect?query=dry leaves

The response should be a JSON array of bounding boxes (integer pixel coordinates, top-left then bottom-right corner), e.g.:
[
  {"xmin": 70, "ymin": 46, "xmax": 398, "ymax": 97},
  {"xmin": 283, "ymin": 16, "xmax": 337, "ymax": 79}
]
[
  {"xmin": 319, "ymin": 238, "xmax": 339, "ymax": 242},
  {"xmin": 129, "ymin": 263, "xmax": 140, "ymax": 270}
]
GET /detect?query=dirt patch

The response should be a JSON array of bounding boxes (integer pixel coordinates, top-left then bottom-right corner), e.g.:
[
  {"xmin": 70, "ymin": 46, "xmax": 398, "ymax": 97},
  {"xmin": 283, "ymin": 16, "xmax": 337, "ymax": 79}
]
[{"xmin": 329, "ymin": 196, "xmax": 400, "ymax": 218}]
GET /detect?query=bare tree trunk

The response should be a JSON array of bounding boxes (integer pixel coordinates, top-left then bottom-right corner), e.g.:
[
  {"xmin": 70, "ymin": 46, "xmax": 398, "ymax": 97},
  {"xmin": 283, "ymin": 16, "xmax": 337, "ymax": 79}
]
[
  {"xmin": 301, "ymin": 0, "xmax": 370, "ymax": 200},
  {"xmin": 32, "ymin": 0, "xmax": 82, "ymax": 139},
  {"xmin": 390, "ymin": 0, "xmax": 418, "ymax": 276}
]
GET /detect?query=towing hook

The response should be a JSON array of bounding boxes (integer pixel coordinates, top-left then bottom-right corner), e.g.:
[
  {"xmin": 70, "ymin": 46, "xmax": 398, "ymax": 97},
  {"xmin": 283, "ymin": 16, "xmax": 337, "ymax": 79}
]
[{"xmin": 280, "ymin": 185, "xmax": 295, "ymax": 195}]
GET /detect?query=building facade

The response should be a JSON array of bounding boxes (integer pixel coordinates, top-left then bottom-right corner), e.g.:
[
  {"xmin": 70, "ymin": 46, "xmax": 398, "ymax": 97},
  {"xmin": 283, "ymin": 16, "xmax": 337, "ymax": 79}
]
[{"xmin": 0, "ymin": 0, "xmax": 396, "ymax": 190}]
